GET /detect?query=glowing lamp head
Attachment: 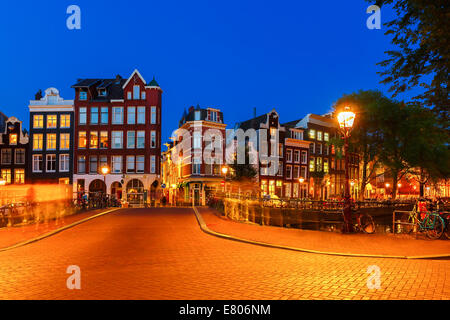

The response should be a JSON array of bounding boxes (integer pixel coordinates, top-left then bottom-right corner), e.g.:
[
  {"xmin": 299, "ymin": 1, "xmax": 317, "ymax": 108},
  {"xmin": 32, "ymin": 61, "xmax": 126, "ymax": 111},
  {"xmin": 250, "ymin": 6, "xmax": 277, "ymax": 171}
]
[
  {"xmin": 337, "ymin": 107, "xmax": 355, "ymax": 130},
  {"xmin": 171, "ymin": 184, "xmax": 177, "ymax": 189},
  {"xmin": 0, "ymin": 180, "xmax": 6, "ymax": 186},
  {"xmin": 101, "ymin": 166, "xmax": 110, "ymax": 175},
  {"xmin": 221, "ymin": 166, "xmax": 228, "ymax": 175},
  {"xmin": 350, "ymin": 181, "xmax": 355, "ymax": 186},
  {"xmin": 385, "ymin": 183, "xmax": 390, "ymax": 188},
  {"xmin": 298, "ymin": 177, "xmax": 305, "ymax": 183},
  {"xmin": 397, "ymin": 183, "xmax": 402, "ymax": 188}
]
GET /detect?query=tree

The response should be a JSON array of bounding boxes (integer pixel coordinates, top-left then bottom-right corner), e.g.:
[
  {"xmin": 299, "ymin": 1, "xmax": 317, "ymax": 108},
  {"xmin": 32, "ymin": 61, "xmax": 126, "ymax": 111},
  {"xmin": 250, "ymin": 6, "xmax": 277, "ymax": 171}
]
[
  {"xmin": 332, "ymin": 90, "xmax": 385, "ymax": 200},
  {"xmin": 310, "ymin": 170, "xmax": 326, "ymax": 200},
  {"xmin": 401, "ymin": 105, "xmax": 450, "ymax": 196},
  {"xmin": 370, "ymin": 0, "xmax": 450, "ymax": 124},
  {"xmin": 229, "ymin": 146, "xmax": 258, "ymax": 182}
]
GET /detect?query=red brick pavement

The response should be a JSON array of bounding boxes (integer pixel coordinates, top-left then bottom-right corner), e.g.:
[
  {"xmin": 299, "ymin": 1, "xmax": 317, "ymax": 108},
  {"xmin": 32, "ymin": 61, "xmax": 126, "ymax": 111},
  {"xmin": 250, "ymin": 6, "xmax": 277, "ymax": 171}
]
[
  {"xmin": 0, "ymin": 208, "xmax": 448, "ymax": 300},
  {"xmin": 198, "ymin": 208, "xmax": 450, "ymax": 258},
  {"xmin": 0, "ymin": 209, "xmax": 111, "ymax": 249}
]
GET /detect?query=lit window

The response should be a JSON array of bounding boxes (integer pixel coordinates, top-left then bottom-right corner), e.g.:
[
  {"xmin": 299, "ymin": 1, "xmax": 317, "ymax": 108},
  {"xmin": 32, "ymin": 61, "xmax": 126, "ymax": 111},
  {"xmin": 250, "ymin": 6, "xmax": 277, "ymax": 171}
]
[
  {"xmin": 60, "ymin": 114, "xmax": 70, "ymax": 128},
  {"xmin": 90, "ymin": 131, "xmax": 98, "ymax": 149},
  {"xmin": 46, "ymin": 134, "xmax": 57, "ymax": 150},
  {"xmin": 324, "ymin": 132, "xmax": 329, "ymax": 142},
  {"xmin": 33, "ymin": 134, "xmax": 43, "ymax": 150},
  {"xmin": 33, "ymin": 115, "xmax": 43, "ymax": 128},
  {"xmin": 309, "ymin": 129, "xmax": 316, "ymax": 139},
  {"xmin": 100, "ymin": 131, "xmax": 108, "ymax": 149},
  {"xmin": 317, "ymin": 131, "xmax": 323, "ymax": 141},
  {"xmin": 47, "ymin": 115, "xmax": 57, "ymax": 128},
  {"xmin": 309, "ymin": 157, "xmax": 315, "ymax": 172},
  {"xmin": 1, "ymin": 169, "xmax": 11, "ymax": 184},
  {"xmin": 9, "ymin": 134, "xmax": 17, "ymax": 145},
  {"xmin": 60, "ymin": 133, "xmax": 70, "ymax": 150},
  {"xmin": 78, "ymin": 131, "xmax": 87, "ymax": 148}
]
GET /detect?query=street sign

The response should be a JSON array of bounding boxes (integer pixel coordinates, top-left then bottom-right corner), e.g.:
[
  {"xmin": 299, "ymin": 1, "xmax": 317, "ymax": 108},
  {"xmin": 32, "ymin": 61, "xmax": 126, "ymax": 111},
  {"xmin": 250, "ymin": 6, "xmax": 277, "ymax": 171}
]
[{"xmin": 161, "ymin": 184, "xmax": 166, "ymax": 189}]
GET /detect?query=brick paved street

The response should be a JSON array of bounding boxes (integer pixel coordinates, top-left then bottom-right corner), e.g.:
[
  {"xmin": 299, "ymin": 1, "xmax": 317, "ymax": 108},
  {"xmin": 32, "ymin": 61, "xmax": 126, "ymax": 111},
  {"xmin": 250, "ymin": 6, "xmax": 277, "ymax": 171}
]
[{"xmin": 0, "ymin": 207, "xmax": 448, "ymax": 300}]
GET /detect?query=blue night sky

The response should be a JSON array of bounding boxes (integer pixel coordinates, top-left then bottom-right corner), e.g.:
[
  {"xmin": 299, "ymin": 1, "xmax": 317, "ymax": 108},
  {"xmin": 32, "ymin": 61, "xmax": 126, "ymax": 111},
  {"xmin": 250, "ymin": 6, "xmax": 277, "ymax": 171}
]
[{"xmin": 0, "ymin": 1, "xmax": 419, "ymax": 144}]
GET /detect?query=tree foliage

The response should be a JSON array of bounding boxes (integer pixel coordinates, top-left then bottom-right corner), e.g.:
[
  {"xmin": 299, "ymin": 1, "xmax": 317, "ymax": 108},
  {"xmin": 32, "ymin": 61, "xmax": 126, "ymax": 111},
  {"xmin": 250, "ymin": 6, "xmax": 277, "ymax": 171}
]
[
  {"xmin": 333, "ymin": 89, "xmax": 449, "ymax": 199},
  {"xmin": 370, "ymin": 0, "xmax": 449, "ymax": 125}
]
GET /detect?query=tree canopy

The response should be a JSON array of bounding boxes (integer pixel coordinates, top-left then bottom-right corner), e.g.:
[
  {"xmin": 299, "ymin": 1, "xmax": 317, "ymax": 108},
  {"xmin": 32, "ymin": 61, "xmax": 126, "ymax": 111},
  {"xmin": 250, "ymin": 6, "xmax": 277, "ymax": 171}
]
[{"xmin": 370, "ymin": 0, "xmax": 449, "ymax": 125}]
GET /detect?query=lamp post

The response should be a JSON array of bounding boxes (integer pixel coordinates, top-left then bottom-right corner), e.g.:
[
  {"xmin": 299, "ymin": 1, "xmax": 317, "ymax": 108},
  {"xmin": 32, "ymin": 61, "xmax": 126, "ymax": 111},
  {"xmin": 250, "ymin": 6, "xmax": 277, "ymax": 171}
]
[
  {"xmin": 221, "ymin": 166, "xmax": 229, "ymax": 195},
  {"xmin": 100, "ymin": 165, "xmax": 110, "ymax": 195},
  {"xmin": 0, "ymin": 179, "xmax": 5, "ymax": 207},
  {"xmin": 337, "ymin": 106, "xmax": 356, "ymax": 233},
  {"xmin": 298, "ymin": 177, "xmax": 305, "ymax": 198}
]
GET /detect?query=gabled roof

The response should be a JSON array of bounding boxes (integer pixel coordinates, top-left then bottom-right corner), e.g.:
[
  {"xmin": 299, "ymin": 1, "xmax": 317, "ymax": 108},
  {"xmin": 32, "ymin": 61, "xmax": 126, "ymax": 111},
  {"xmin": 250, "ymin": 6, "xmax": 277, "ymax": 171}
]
[{"xmin": 122, "ymin": 69, "xmax": 147, "ymax": 89}]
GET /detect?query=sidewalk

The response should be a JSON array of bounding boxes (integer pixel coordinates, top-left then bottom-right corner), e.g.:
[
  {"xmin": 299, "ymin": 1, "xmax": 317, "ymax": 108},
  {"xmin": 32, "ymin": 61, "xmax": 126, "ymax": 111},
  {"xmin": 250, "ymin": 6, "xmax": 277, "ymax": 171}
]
[
  {"xmin": 0, "ymin": 208, "xmax": 116, "ymax": 250},
  {"xmin": 197, "ymin": 207, "xmax": 450, "ymax": 258}
]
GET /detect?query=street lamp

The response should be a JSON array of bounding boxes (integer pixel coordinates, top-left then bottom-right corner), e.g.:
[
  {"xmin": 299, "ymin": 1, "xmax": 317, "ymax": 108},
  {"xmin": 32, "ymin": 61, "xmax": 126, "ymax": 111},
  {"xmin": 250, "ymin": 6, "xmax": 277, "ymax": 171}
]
[
  {"xmin": 100, "ymin": 165, "xmax": 110, "ymax": 194},
  {"xmin": 298, "ymin": 177, "xmax": 305, "ymax": 198},
  {"xmin": 337, "ymin": 106, "xmax": 356, "ymax": 233},
  {"xmin": 221, "ymin": 166, "xmax": 228, "ymax": 175}
]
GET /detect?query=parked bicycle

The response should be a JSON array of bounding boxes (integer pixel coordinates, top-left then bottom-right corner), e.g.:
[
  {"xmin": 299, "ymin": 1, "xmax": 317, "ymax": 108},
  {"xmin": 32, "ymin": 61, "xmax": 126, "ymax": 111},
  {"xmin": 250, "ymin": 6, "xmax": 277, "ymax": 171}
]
[
  {"xmin": 349, "ymin": 207, "xmax": 375, "ymax": 234},
  {"xmin": 404, "ymin": 207, "xmax": 445, "ymax": 240}
]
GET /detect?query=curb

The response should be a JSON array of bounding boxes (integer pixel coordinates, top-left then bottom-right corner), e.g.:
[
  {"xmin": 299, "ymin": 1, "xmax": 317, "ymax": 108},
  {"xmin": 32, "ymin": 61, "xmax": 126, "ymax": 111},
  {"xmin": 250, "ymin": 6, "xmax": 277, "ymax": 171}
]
[
  {"xmin": 0, "ymin": 208, "xmax": 121, "ymax": 253},
  {"xmin": 192, "ymin": 206, "xmax": 450, "ymax": 260}
]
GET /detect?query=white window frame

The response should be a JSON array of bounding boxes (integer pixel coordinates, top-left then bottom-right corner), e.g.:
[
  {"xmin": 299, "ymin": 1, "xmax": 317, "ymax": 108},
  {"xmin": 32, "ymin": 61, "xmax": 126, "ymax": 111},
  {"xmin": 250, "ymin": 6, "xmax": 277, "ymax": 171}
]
[{"xmin": 59, "ymin": 154, "xmax": 70, "ymax": 172}]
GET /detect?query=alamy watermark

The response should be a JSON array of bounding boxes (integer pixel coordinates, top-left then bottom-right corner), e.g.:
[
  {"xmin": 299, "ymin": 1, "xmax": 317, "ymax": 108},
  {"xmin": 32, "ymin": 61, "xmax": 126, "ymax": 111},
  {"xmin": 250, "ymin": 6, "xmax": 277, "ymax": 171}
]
[
  {"xmin": 66, "ymin": 265, "xmax": 81, "ymax": 289},
  {"xmin": 366, "ymin": 5, "xmax": 381, "ymax": 30},
  {"xmin": 366, "ymin": 265, "xmax": 381, "ymax": 289},
  {"xmin": 66, "ymin": 5, "xmax": 81, "ymax": 30}
]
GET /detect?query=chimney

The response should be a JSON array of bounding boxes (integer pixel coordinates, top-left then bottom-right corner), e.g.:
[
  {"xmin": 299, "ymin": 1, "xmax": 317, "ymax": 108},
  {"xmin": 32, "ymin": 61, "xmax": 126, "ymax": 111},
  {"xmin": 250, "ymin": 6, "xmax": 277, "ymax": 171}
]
[
  {"xmin": 253, "ymin": 107, "xmax": 256, "ymax": 118},
  {"xmin": 189, "ymin": 106, "xmax": 195, "ymax": 113}
]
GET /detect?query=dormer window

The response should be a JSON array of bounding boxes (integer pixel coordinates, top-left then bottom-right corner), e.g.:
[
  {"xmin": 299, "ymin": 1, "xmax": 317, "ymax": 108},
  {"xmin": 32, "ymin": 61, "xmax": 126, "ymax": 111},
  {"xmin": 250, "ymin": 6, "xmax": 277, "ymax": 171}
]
[
  {"xmin": 99, "ymin": 89, "xmax": 106, "ymax": 97},
  {"xmin": 79, "ymin": 91, "xmax": 87, "ymax": 101},
  {"xmin": 141, "ymin": 91, "xmax": 146, "ymax": 100},
  {"xmin": 127, "ymin": 91, "xmax": 132, "ymax": 100}
]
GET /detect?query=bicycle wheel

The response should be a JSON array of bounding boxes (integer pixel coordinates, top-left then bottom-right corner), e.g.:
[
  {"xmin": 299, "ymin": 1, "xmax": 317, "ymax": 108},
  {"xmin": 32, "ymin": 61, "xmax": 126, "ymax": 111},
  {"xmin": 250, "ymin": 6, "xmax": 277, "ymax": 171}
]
[
  {"xmin": 360, "ymin": 213, "xmax": 375, "ymax": 234},
  {"xmin": 425, "ymin": 215, "xmax": 445, "ymax": 240}
]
